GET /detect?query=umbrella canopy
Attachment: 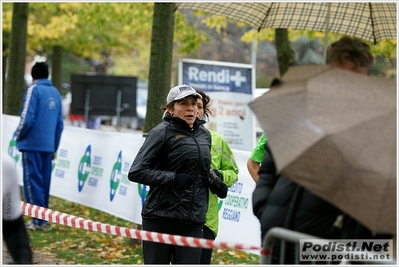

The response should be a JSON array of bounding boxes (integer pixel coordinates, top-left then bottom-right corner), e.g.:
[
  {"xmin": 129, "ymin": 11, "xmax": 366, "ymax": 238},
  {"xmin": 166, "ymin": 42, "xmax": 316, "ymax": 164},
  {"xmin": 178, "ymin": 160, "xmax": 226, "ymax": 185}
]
[
  {"xmin": 177, "ymin": 2, "xmax": 396, "ymax": 62},
  {"xmin": 177, "ymin": 2, "xmax": 397, "ymax": 43},
  {"xmin": 249, "ymin": 65, "xmax": 396, "ymax": 234}
]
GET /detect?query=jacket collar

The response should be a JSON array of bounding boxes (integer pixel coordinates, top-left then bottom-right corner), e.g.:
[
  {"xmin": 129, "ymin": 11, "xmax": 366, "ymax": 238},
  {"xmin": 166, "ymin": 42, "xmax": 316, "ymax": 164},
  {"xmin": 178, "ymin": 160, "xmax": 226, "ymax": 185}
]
[{"xmin": 164, "ymin": 116, "xmax": 206, "ymax": 130}]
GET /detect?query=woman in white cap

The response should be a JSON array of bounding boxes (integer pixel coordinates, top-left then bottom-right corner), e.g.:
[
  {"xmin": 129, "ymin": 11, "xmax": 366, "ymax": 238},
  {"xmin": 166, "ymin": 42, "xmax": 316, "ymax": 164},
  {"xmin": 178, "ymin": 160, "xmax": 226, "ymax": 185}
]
[{"xmin": 128, "ymin": 85, "xmax": 212, "ymax": 264}]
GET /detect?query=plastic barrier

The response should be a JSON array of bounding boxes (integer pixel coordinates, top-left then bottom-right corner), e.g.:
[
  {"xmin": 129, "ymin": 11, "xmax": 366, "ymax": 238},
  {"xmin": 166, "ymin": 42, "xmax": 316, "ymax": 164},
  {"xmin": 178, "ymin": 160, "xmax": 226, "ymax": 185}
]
[{"xmin": 22, "ymin": 201, "xmax": 263, "ymax": 253}]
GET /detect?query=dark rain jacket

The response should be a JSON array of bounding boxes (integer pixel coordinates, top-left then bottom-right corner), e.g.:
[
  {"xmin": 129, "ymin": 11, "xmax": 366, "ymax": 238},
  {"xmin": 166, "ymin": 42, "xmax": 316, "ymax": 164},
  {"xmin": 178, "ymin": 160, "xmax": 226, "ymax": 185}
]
[
  {"xmin": 128, "ymin": 116, "xmax": 212, "ymax": 225},
  {"xmin": 252, "ymin": 143, "xmax": 342, "ymax": 263}
]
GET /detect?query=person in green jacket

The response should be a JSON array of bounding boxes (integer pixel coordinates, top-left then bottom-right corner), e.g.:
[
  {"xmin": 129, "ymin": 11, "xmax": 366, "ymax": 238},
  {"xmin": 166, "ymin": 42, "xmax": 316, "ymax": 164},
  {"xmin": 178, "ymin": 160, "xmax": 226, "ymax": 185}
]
[
  {"xmin": 196, "ymin": 90, "xmax": 239, "ymax": 264},
  {"xmin": 247, "ymin": 133, "xmax": 268, "ymax": 182}
]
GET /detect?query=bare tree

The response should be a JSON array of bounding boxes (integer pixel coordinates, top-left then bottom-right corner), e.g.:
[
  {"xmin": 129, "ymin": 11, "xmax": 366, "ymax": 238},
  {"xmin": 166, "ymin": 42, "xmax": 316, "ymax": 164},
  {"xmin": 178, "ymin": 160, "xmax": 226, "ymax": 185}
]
[{"xmin": 51, "ymin": 45, "xmax": 63, "ymax": 91}]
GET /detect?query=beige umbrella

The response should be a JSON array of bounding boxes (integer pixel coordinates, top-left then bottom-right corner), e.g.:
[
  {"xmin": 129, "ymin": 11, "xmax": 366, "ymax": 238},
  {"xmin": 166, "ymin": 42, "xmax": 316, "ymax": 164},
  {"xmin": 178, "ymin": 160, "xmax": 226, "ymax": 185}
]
[
  {"xmin": 249, "ymin": 65, "xmax": 396, "ymax": 234},
  {"xmin": 177, "ymin": 2, "xmax": 397, "ymax": 60}
]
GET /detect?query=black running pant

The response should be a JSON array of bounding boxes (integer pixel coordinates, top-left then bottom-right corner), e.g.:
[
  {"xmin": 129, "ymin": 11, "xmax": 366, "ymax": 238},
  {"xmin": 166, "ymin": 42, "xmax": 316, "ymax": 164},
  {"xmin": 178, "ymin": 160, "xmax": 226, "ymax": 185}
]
[
  {"xmin": 142, "ymin": 218, "xmax": 203, "ymax": 264},
  {"xmin": 200, "ymin": 225, "xmax": 215, "ymax": 264}
]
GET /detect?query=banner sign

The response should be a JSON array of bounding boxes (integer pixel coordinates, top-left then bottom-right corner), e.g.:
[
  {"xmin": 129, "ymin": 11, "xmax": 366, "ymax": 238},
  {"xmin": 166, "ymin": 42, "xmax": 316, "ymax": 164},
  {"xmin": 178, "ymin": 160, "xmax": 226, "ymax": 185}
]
[
  {"xmin": 2, "ymin": 114, "xmax": 261, "ymax": 254},
  {"xmin": 179, "ymin": 59, "xmax": 256, "ymax": 151}
]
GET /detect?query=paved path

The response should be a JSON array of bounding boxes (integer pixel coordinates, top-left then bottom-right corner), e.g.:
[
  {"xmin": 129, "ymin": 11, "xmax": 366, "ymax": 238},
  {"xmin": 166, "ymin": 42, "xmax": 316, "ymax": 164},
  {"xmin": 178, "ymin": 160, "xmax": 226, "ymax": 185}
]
[{"xmin": 2, "ymin": 240, "xmax": 70, "ymax": 265}]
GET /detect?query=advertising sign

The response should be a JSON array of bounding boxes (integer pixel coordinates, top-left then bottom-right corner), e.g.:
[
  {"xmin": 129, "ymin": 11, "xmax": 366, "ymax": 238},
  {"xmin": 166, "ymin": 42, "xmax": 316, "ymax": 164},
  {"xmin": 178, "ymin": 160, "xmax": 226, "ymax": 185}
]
[{"xmin": 179, "ymin": 59, "xmax": 256, "ymax": 151}]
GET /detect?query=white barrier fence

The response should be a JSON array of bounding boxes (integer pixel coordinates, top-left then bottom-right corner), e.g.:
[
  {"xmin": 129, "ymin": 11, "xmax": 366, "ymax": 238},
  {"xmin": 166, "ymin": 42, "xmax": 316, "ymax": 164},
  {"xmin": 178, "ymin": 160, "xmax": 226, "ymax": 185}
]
[{"xmin": 2, "ymin": 114, "xmax": 261, "ymax": 254}]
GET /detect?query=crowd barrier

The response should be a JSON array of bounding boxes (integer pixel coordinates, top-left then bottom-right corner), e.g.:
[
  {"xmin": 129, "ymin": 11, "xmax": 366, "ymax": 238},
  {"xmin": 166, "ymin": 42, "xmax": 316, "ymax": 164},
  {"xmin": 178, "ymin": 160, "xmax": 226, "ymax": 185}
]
[
  {"xmin": 22, "ymin": 201, "xmax": 263, "ymax": 254},
  {"xmin": 261, "ymin": 227, "xmax": 396, "ymax": 265}
]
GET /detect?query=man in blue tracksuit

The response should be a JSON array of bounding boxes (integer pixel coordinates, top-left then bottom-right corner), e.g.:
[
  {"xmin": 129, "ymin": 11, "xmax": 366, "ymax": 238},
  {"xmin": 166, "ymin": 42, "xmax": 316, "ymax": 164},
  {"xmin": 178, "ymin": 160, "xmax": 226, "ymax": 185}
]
[{"xmin": 15, "ymin": 62, "xmax": 64, "ymax": 231}]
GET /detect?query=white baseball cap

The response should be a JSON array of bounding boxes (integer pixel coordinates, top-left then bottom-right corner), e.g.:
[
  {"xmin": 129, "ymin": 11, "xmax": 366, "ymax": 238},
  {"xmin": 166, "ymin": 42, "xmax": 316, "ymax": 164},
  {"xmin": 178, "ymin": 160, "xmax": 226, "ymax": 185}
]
[{"xmin": 166, "ymin": 85, "xmax": 202, "ymax": 105}]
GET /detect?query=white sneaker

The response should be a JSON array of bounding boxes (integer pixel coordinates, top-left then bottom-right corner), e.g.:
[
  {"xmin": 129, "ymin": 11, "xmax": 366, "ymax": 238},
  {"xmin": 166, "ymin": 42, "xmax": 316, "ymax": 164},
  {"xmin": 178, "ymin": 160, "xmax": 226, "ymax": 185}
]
[
  {"xmin": 25, "ymin": 222, "xmax": 36, "ymax": 231},
  {"xmin": 35, "ymin": 223, "xmax": 52, "ymax": 232}
]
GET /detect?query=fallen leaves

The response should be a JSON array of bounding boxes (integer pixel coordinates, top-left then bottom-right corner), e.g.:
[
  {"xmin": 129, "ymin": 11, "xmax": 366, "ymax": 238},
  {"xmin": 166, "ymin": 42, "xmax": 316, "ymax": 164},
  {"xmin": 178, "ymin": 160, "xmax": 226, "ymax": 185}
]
[{"xmin": 25, "ymin": 196, "xmax": 260, "ymax": 264}]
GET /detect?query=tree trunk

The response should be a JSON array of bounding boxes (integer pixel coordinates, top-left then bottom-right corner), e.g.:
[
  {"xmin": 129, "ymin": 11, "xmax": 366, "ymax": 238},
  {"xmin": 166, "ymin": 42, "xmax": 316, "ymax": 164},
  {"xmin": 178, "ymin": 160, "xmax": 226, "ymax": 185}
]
[
  {"xmin": 51, "ymin": 45, "xmax": 63, "ymax": 91},
  {"xmin": 94, "ymin": 51, "xmax": 111, "ymax": 74},
  {"xmin": 4, "ymin": 3, "xmax": 29, "ymax": 115},
  {"xmin": 275, "ymin": 28, "xmax": 295, "ymax": 77},
  {"xmin": 3, "ymin": 47, "xmax": 8, "ymax": 109},
  {"xmin": 3, "ymin": 29, "xmax": 10, "ymax": 108},
  {"xmin": 143, "ymin": 3, "xmax": 175, "ymax": 135}
]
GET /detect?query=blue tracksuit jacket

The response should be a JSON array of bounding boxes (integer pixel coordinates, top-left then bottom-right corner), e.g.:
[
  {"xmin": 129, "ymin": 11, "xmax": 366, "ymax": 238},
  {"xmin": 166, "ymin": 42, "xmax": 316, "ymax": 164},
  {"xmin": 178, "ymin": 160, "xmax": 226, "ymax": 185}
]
[{"xmin": 15, "ymin": 79, "xmax": 64, "ymax": 152}]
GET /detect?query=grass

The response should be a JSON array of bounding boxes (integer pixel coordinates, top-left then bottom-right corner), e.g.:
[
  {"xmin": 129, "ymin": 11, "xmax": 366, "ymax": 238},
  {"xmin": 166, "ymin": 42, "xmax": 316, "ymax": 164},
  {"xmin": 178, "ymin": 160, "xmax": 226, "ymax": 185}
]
[{"xmin": 24, "ymin": 196, "xmax": 261, "ymax": 264}]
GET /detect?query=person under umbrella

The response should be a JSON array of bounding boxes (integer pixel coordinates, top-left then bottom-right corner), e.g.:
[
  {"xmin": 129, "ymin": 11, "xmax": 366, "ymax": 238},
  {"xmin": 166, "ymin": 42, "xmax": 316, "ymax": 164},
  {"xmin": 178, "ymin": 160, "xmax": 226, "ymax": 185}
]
[{"xmin": 252, "ymin": 36, "xmax": 392, "ymax": 264}]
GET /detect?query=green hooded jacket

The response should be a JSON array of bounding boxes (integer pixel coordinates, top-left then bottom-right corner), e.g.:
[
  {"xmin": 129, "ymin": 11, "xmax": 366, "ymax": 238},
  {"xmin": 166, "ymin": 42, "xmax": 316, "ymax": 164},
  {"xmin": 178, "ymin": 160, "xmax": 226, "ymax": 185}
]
[
  {"xmin": 205, "ymin": 130, "xmax": 239, "ymax": 237},
  {"xmin": 249, "ymin": 133, "xmax": 268, "ymax": 163}
]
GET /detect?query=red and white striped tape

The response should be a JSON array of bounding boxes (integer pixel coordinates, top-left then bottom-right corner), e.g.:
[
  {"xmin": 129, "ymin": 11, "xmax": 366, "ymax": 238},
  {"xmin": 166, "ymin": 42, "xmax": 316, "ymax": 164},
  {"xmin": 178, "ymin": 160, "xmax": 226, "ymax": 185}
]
[{"xmin": 22, "ymin": 202, "xmax": 263, "ymax": 252}]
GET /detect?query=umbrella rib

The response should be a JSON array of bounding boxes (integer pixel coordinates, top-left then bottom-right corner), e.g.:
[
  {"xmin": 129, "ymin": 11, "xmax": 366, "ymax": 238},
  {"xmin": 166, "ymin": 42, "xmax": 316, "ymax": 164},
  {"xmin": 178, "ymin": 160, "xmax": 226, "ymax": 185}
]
[
  {"xmin": 368, "ymin": 3, "xmax": 377, "ymax": 45},
  {"xmin": 258, "ymin": 2, "xmax": 273, "ymax": 32}
]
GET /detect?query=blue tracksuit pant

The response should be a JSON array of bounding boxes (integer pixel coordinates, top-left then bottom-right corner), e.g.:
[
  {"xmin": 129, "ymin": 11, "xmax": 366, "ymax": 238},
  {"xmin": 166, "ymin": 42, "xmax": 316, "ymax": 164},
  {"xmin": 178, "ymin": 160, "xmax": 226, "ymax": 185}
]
[{"xmin": 22, "ymin": 151, "xmax": 53, "ymax": 226}]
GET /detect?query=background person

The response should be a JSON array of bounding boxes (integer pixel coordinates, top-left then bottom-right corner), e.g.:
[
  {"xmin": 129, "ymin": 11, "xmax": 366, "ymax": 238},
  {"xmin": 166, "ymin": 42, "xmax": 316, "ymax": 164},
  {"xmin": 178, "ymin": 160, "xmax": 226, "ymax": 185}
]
[
  {"xmin": 327, "ymin": 36, "xmax": 373, "ymax": 75},
  {"xmin": 246, "ymin": 133, "xmax": 267, "ymax": 182},
  {"xmin": 249, "ymin": 36, "xmax": 374, "ymax": 185},
  {"xmin": 2, "ymin": 156, "xmax": 33, "ymax": 264},
  {"xmin": 195, "ymin": 89, "xmax": 239, "ymax": 264},
  {"xmin": 128, "ymin": 85, "xmax": 211, "ymax": 264},
  {"xmin": 252, "ymin": 36, "xmax": 376, "ymax": 264},
  {"xmin": 15, "ymin": 62, "xmax": 64, "ymax": 232}
]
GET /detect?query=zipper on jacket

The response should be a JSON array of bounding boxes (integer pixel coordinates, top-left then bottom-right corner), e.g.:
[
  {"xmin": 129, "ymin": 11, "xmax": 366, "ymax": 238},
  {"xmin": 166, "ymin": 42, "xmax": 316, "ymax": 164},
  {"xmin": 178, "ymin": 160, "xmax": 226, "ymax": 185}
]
[{"xmin": 188, "ymin": 128, "xmax": 202, "ymax": 221}]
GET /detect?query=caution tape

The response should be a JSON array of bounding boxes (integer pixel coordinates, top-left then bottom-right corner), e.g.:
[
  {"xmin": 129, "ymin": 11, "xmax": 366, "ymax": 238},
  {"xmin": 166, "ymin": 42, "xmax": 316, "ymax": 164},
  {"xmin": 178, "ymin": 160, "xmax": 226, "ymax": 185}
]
[{"xmin": 22, "ymin": 202, "xmax": 262, "ymax": 252}]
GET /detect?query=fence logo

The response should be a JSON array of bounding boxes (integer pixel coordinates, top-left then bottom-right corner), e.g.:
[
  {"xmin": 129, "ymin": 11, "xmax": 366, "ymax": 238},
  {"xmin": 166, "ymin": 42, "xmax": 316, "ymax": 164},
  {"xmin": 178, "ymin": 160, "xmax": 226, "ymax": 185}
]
[
  {"xmin": 78, "ymin": 145, "xmax": 91, "ymax": 192},
  {"xmin": 8, "ymin": 132, "xmax": 20, "ymax": 163},
  {"xmin": 109, "ymin": 151, "xmax": 122, "ymax": 201},
  {"xmin": 52, "ymin": 151, "xmax": 57, "ymax": 171},
  {"xmin": 218, "ymin": 200, "xmax": 223, "ymax": 210},
  {"xmin": 299, "ymin": 239, "xmax": 393, "ymax": 262},
  {"xmin": 138, "ymin": 184, "xmax": 148, "ymax": 206}
]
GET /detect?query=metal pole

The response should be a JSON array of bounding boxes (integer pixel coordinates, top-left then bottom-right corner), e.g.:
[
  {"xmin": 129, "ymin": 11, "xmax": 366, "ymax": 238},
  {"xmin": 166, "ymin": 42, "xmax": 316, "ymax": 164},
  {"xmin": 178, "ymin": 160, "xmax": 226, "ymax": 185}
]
[
  {"xmin": 261, "ymin": 227, "xmax": 319, "ymax": 264},
  {"xmin": 84, "ymin": 88, "xmax": 90, "ymax": 128},
  {"xmin": 116, "ymin": 89, "xmax": 122, "ymax": 128},
  {"xmin": 322, "ymin": 3, "xmax": 331, "ymax": 65},
  {"xmin": 251, "ymin": 39, "xmax": 258, "ymax": 67}
]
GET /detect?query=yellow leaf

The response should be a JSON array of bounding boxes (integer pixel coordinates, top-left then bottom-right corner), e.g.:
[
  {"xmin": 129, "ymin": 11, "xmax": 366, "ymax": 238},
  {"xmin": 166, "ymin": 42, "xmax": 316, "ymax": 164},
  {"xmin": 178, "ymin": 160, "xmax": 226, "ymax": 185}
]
[{"xmin": 83, "ymin": 209, "xmax": 91, "ymax": 216}]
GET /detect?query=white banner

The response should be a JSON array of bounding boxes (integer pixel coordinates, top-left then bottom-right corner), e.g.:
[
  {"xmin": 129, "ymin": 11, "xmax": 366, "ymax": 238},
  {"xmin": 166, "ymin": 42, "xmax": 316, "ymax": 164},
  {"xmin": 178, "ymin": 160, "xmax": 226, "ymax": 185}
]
[
  {"xmin": 2, "ymin": 114, "xmax": 261, "ymax": 253},
  {"xmin": 179, "ymin": 59, "xmax": 257, "ymax": 151}
]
